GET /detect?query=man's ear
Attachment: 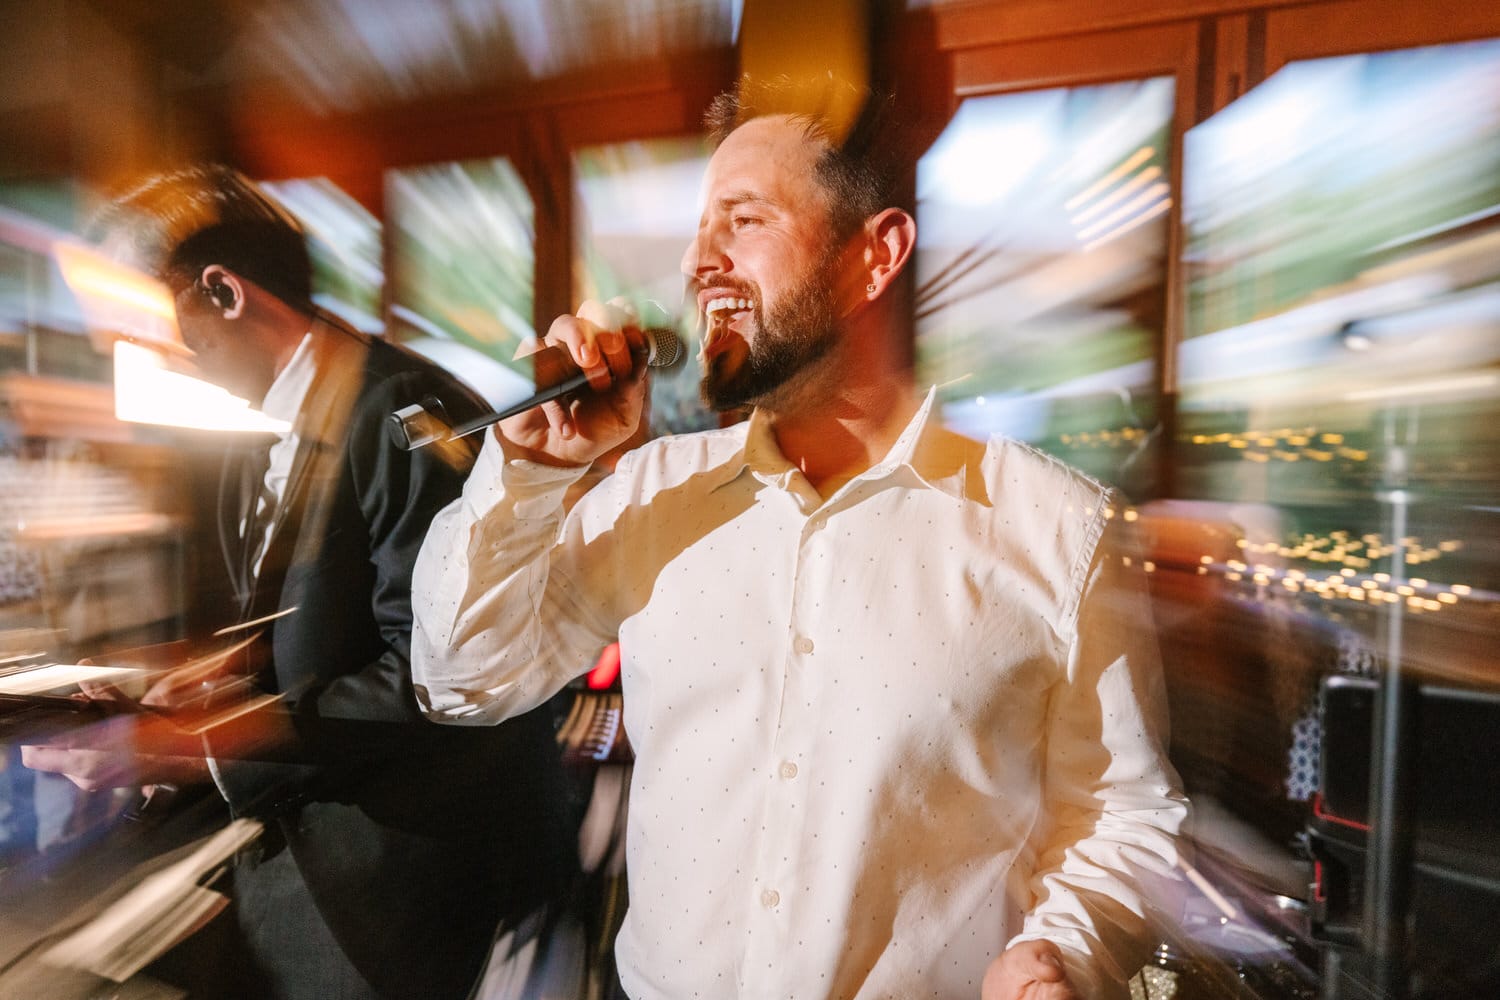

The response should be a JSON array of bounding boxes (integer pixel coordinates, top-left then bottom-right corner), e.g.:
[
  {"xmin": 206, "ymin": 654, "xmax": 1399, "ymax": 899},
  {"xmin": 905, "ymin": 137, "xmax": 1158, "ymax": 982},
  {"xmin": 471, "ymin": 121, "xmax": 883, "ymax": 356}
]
[
  {"xmin": 200, "ymin": 264, "xmax": 246, "ymax": 320},
  {"xmin": 861, "ymin": 208, "xmax": 916, "ymax": 302}
]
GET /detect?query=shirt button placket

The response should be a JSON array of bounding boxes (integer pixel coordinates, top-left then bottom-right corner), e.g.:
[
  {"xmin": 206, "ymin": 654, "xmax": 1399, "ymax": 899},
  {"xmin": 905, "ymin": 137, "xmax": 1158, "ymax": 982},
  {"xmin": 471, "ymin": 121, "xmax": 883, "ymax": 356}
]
[{"xmin": 748, "ymin": 516, "xmax": 813, "ymax": 983}]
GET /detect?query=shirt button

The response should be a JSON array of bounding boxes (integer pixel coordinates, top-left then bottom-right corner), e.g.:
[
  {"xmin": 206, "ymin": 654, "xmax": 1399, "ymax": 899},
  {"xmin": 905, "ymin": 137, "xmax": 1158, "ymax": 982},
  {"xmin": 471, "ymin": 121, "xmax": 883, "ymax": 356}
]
[
  {"xmin": 761, "ymin": 889, "xmax": 780, "ymax": 908},
  {"xmin": 779, "ymin": 761, "xmax": 798, "ymax": 780},
  {"xmin": 792, "ymin": 636, "xmax": 814, "ymax": 654}
]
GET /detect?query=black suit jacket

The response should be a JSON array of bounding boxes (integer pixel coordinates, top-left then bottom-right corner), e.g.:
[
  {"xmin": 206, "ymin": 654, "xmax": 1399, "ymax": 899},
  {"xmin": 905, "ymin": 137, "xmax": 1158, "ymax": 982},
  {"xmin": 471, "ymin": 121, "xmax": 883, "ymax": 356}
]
[{"xmin": 204, "ymin": 316, "xmax": 575, "ymax": 999}]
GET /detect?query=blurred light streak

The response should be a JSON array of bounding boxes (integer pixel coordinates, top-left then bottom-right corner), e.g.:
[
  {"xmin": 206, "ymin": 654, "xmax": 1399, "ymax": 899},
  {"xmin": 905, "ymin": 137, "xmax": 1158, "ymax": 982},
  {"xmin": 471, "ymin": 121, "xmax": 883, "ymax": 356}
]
[
  {"xmin": 1075, "ymin": 183, "xmax": 1170, "ymax": 241},
  {"xmin": 243, "ymin": 0, "xmax": 738, "ymax": 113},
  {"xmin": 1341, "ymin": 372, "xmax": 1498, "ymax": 402},
  {"xmin": 113, "ymin": 342, "xmax": 288, "ymax": 433},
  {"xmin": 1082, "ymin": 196, "xmax": 1172, "ymax": 252},
  {"xmin": 587, "ymin": 642, "xmax": 623, "ymax": 691},
  {"xmin": 1064, "ymin": 146, "xmax": 1154, "ymax": 211},
  {"xmin": 53, "ymin": 241, "xmax": 187, "ymax": 354},
  {"xmin": 213, "ymin": 608, "xmax": 300, "ymax": 637},
  {"xmin": 41, "ymin": 818, "xmax": 263, "ymax": 982},
  {"xmin": 1070, "ymin": 165, "xmax": 1163, "ymax": 224}
]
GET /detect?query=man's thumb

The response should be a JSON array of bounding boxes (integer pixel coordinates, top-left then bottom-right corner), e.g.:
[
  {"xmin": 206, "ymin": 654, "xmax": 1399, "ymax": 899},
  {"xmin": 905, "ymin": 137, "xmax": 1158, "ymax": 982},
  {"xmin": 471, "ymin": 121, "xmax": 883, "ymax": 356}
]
[{"xmin": 1022, "ymin": 942, "xmax": 1067, "ymax": 982}]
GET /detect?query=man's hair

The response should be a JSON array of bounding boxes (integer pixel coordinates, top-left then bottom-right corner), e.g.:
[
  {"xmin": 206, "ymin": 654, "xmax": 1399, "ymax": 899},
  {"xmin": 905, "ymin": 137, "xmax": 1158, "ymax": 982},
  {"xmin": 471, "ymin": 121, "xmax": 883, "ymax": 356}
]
[
  {"xmin": 704, "ymin": 78, "xmax": 905, "ymax": 240},
  {"xmin": 94, "ymin": 165, "xmax": 313, "ymax": 308}
]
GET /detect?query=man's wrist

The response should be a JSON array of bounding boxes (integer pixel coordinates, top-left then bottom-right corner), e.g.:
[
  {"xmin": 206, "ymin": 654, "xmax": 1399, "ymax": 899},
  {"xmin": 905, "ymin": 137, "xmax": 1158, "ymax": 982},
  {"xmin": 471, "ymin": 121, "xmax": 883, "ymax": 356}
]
[{"xmin": 493, "ymin": 425, "xmax": 593, "ymax": 470}]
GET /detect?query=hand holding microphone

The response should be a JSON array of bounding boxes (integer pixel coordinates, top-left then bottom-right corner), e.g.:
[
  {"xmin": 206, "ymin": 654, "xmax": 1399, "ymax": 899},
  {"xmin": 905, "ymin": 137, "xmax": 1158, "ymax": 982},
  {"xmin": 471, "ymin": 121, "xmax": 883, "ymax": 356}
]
[
  {"xmin": 506, "ymin": 298, "xmax": 673, "ymax": 468},
  {"xmin": 388, "ymin": 298, "xmax": 684, "ymax": 468}
]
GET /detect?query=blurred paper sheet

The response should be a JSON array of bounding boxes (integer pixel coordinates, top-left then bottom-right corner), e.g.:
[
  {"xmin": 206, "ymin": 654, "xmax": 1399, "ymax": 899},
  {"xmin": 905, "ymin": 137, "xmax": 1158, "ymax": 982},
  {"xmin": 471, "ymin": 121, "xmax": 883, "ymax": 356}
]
[
  {"xmin": 0, "ymin": 663, "xmax": 144, "ymax": 696},
  {"xmin": 43, "ymin": 819, "xmax": 263, "ymax": 983}
]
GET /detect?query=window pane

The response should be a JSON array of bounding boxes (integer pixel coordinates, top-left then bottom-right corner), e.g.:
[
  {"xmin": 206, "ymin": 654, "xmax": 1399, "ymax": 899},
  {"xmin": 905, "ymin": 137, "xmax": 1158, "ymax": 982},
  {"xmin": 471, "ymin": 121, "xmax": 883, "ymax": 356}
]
[
  {"xmin": 1179, "ymin": 39, "xmax": 1500, "ymax": 613},
  {"xmin": 573, "ymin": 136, "xmax": 715, "ymax": 434},
  {"xmin": 262, "ymin": 178, "xmax": 383, "ymax": 333},
  {"xmin": 916, "ymin": 77, "xmax": 1175, "ymax": 496},
  {"xmin": 387, "ymin": 158, "xmax": 537, "ymax": 405}
]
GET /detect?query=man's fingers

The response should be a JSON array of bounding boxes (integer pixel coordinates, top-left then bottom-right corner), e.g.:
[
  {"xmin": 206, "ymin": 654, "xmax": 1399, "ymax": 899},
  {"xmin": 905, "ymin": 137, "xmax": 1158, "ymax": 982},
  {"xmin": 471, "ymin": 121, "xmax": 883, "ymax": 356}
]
[
  {"xmin": 577, "ymin": 298, "xmax": 639, "ymax": 389},
  {"xmin": 538, "ymin": 398, "xmax": 573, "ymax": 441},
  {"xmin": 1019, "ymin": 942, "xmax": 1068, "ymax": 983},
  {"xmin": 597, "ymin": 330, "xmax": 633, "ymax": 383},
  {"xmin": 21, "ymin": 744, "xmax": 75, "ymax": 773},
  {"xmin": 600, "ymin": 296, "xmax": 645, "ymax": 378},
  {"xmin": 544, "ymin": 313, "xmax": 595, "ymax": 365},
  {"xmin": 983, "ymin": 941, "xmax": 1074, "ymax": 1000},
  {"xmin": 549, "ymin": 308, "xmax": 612, "ymax": 391},
  {"xmin": 79, "ymin": 678, "xmax": 130, "ymax": 702},
  {"xmin": 578, "ymin": 297, "xmax": 632, "ymax": 331},
  {"xmin": 20, "ymin": 746, "xmax": 124, "ymax": 792}
]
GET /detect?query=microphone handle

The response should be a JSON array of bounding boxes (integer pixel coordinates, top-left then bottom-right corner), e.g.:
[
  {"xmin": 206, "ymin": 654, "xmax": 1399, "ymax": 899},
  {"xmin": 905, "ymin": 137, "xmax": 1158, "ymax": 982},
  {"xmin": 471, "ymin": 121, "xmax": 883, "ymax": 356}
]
[
  {"xmin": 447, "ymin": 365, "xmax": 592, "ymax": 440},
  {"xmin": 389, "ymin": 328, "xmax": 684, "ymax": 450}
]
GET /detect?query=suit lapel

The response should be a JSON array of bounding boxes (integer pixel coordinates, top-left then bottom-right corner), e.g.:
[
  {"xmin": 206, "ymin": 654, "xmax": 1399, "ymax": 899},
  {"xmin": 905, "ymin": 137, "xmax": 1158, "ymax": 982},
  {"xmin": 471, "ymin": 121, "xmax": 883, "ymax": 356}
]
[
  {"xmin": 219, "ymin": 437, "xmax": 275, "ymax": 610},
  {"xmin": 248, "ymin": 317, "xmax": 369, "ymax": 615}
]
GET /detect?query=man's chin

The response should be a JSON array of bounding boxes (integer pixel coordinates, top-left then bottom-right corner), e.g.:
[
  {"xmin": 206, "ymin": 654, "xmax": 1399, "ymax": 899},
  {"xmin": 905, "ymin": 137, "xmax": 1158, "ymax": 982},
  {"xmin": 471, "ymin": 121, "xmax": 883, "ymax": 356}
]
[
  {"xmin": 700, "ymin": 375, "xmax": 749, "ymax": 413},
  {"xmin": 700, "ymin": 351, "xmax": 751, "ymax": 412}
]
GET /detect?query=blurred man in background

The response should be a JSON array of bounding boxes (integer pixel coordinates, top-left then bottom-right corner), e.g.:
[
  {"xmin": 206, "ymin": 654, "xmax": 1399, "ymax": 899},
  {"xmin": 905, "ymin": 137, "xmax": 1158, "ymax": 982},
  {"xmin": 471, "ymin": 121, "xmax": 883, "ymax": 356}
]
[
  {"xmin": 23, "ymin": 166, "xmax": 575, "ymax": 1000},
  {"xmin": 410, "ymin": 86, "xmax": 1187, "ymax": 1000}
]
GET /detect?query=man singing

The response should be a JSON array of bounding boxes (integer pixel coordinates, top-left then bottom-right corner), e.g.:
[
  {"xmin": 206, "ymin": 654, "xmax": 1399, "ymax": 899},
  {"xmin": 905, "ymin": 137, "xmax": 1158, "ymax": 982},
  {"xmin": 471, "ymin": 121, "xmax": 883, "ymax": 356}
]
[{"xmin": 411, "ymin": 86, "xmax": 1188, "ymax": 1000}]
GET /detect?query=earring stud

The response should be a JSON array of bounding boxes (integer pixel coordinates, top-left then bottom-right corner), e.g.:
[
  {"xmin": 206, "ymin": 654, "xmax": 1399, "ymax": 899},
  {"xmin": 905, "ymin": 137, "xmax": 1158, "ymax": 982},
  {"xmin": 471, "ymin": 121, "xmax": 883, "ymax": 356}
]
[{"xmin": 866, "ymin": 283, "xmax": 877, "ymax": 293}]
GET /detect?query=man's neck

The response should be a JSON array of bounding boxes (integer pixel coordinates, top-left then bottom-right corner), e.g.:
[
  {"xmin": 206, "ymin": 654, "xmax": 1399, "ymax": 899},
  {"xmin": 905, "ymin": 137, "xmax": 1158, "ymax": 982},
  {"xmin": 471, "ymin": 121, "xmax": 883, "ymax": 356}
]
[
  {"xmin": 764, "ymin": 365, "xmax": 918, "ymax": 499},
  {"xmin": 267, "ymin": 303, "xmax": 317, "ymax": 379}
]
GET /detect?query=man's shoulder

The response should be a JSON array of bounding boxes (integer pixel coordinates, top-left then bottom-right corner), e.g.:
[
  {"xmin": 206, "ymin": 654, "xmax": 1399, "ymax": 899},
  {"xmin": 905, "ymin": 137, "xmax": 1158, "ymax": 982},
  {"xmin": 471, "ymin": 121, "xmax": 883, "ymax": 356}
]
[
  {"xmin": 317, "ymin": 325, "xmax": 484, "ymax": 423},
  {"xmin": 979, "ymin": 434, "xmax": 1111, "ymax": 504},
  {"xmin": 359, "ymin": 333, "xmax": 469, "ymax": 390},
  {"xmin": 966, "ymin": 433, "xmax": 1116, "ymax": 547}
]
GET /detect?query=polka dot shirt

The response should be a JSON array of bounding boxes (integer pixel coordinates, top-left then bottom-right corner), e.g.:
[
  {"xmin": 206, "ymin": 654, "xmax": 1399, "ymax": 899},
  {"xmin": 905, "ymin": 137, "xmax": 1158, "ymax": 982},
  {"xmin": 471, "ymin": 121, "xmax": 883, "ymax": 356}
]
[{"xmin": 411, "ymin": 389, "xmax": 1188, "ymax": 1000}]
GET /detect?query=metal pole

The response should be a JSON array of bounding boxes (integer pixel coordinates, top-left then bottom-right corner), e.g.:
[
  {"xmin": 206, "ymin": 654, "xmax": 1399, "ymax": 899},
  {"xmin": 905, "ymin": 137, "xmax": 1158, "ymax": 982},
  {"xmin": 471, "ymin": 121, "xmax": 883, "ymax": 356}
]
[{"xmin": 1363, "ymin": 406, "xmax": 1420, "ymax": 998}]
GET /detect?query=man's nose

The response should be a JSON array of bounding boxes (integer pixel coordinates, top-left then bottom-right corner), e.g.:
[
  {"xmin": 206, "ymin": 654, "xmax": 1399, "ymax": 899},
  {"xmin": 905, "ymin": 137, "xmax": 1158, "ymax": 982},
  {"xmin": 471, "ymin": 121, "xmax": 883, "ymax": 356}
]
[{"xmin": 681, "ymin": 224, "xmax": 728, "ymax": 279}]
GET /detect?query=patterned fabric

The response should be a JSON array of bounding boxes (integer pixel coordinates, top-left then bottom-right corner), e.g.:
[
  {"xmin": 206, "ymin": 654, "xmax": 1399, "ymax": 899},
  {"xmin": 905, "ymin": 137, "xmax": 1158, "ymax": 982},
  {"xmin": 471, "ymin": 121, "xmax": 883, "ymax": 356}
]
[
  {"xmin": 1287, "ymin": 628, "xmax": 1379, "ymax": 801},
  {"xmin": 413, "ymin": 388, "xmax": 1188, "ymax": 999}
]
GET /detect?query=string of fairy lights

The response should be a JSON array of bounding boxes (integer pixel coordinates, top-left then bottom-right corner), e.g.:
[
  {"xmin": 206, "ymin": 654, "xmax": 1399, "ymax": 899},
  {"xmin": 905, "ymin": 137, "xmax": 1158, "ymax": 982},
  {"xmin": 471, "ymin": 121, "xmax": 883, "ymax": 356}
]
[
  {"xmin": 1045, "ymin": 424, "xmax": 1487, "ymax": 614},
  {"xmin": 1185, "ymin": 428, "xmax": 1368, "ymax": 464},
  {"xmin": 1058, "ymin": 425, "xmax": 1371, "ymax": 465},
  {"xmin": 1109, "ymin": 509, "xmax": 1481, "ymax": 616}
]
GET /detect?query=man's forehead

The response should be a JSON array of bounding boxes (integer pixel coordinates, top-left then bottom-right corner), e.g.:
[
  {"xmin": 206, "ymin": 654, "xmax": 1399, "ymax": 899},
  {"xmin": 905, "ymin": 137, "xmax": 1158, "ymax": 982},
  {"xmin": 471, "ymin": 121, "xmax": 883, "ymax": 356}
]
[
  {"xmin": 714, "ymin": 115, "xmax": 825, "ymax": 165},
  {"xmin": 699, "ymin": 116, "xmax": 829, "ymax": 206}
]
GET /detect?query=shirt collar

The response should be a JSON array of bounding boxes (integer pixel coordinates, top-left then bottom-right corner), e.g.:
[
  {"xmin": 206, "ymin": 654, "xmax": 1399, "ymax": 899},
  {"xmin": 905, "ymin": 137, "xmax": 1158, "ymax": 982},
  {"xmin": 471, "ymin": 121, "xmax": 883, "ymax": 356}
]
[
  {"xmin": 258, "ymin": 331, "xmax": 318, "ymax": 427},
  {"xmin": 706, "ymin": 387, "xmax": 968, "ymax": 501}
]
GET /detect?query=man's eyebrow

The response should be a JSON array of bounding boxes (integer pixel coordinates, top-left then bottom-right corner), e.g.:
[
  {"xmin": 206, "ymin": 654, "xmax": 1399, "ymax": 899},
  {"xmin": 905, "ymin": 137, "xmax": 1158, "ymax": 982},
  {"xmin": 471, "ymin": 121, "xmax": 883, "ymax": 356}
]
[{"xmin": 715, "ymin": 191, "xmax": 780, "ymax": 212}]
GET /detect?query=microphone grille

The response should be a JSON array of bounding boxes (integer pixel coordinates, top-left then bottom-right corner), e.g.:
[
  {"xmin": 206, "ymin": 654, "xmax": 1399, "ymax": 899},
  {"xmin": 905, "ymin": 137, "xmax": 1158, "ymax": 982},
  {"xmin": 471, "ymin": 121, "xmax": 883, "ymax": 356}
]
[{"xmin": 645, "ymin": 327, "xmax": 686, "ymax": 370}]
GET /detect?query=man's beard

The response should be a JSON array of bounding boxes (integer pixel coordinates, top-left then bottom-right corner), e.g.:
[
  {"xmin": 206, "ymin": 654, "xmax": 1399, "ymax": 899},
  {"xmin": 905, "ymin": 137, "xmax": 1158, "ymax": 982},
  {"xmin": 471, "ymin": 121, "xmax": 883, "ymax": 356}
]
[{"xmin": 700, "ymin": 254, "xmax": 841, "ymax": 413}]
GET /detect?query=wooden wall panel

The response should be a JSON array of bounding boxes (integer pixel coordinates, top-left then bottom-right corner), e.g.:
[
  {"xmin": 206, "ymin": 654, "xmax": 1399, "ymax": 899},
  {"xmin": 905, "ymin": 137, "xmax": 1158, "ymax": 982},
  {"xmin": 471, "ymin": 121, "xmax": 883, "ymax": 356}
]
[
  {"xmin": 952, "ymin": 21, "xmax": 1199, "ymax": 97},
  {"xmin": 1263, "ymin": 0, "xmax": 1500, "ymax": 71},
  {"xmin": 933, "ymin": 0, "xmax": 1307, "ymax": 49}
]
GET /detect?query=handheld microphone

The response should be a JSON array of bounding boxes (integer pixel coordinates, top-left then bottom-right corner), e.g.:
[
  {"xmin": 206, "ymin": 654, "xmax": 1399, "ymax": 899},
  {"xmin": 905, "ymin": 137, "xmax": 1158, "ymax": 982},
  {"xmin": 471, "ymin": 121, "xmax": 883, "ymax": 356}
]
[{"xmin": 388, "ymin": 327, "xmax": 686, "ymax": 450}]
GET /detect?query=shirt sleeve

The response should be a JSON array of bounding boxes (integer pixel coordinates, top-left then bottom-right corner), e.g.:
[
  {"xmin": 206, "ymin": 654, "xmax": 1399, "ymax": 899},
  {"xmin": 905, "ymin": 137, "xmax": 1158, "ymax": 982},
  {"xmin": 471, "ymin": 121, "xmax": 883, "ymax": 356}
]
[
  {"xmin": 410, "ymin": 430, "xmax": 618, "ymax": 724},
  {"xmin": 1006, "ymin": 504, "xmax": 1191, "ymax": 998}
]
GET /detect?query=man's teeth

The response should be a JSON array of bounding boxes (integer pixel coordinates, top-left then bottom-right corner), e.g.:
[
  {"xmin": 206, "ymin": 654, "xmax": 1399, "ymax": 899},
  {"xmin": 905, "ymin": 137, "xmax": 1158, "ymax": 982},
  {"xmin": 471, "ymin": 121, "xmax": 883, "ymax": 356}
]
[{"xmin": 705, "ymin": 297, "xmax": 751, "ymax": 316}]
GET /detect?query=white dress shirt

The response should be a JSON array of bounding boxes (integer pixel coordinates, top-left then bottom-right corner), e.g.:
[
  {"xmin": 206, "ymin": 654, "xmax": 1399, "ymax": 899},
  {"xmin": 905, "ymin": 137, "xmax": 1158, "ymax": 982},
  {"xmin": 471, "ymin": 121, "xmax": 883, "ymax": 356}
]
[
  {"xmin": 248, "ymin": 332, "xmax": 317, "ymax": 576},
  {"xmin": 411, "ymin": 389, "xmax": 1188, "ymax": 1000},
  {"xmin": 204, "ymin": 332, "xmax": 316, "ymax": 799}
]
